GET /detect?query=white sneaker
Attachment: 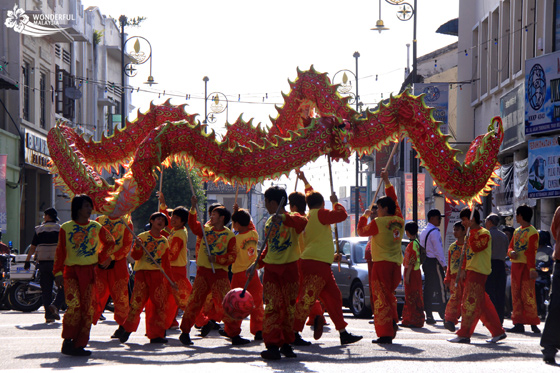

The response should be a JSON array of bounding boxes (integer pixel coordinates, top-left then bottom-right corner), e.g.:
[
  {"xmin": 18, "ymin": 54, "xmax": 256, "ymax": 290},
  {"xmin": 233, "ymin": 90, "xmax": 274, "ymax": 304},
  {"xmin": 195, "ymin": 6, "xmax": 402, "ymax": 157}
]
[{"xmin": 486, "ymin": 333, "xmax": 507, "ymax": 343}]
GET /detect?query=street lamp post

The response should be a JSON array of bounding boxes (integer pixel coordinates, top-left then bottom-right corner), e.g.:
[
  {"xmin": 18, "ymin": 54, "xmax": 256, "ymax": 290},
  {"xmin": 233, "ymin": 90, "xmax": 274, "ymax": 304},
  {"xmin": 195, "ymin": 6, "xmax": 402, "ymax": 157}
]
[
  {"xmin": 119, "ymin": 15, "xmax": 127, "ymax": 130},
  {"xmin": 332, "ymin": 52, "xmax": 361, "ymax": 232},
  {"xmin": 203, "ymin": 76, "xmax": 209, "ymax": 223},
  {"xmin": 373, "ymin": 0, "xmax": 419, "ymax": 222}
]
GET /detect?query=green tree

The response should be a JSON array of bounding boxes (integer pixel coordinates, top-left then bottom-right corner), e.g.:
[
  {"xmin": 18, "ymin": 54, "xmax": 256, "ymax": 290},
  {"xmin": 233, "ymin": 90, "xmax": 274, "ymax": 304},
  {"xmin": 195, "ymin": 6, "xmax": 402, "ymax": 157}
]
[{"xmin": 131, "ymin": 163, "xmax": 205, "ymax": 233}]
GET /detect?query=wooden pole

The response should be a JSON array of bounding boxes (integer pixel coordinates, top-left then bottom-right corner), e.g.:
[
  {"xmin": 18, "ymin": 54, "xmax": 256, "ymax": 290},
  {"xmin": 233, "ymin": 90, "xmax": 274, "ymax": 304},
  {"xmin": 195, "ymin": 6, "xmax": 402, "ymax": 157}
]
[
  {"xmin": 327, "ymin": 155, "xmax": 341, "ymax": 272},
  {"xmin": 370, "ymin": 138, "xmax": 400, "ymax": 209}
]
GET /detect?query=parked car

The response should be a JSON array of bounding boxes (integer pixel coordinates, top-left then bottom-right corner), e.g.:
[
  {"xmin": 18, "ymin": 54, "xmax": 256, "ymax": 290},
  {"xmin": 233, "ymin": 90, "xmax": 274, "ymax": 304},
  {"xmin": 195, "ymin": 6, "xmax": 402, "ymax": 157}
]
[{"xmin": 332, "ymin": 237, "xmax": 409, "ymax": 319}]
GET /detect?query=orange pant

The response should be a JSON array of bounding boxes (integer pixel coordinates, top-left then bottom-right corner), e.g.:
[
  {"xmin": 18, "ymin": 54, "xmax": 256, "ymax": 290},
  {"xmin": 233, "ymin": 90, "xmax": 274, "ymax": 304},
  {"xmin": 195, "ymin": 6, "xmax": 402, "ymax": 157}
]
[
  {"xmin": 402, "ymin": 268, "xmax": 424, "ymax": 327},
  {"xmin": 444, "ymin": 273, "xmax": 465, "ymax": 325},
  {"xmin": 180, "ymin": 267, "xmax": 241, "ymax": 337},
  {"xmin": 61, "ymin": 264, "xmax": 96, "ymax": 348},
  {"xmin": 457, "ymin": 270, "xmax": 504, "ymax": 338},
  {"xmin": 511, "ymin": 262, "xmax": 540, "ymax": 326},
  {"xmin": 294, "ymin": 259, "xmax": 347, "ymax": 332},
  {"xmin": 262, "ymin": 262, "xmax": 299, "ymax": 348},
  {"xmin": 123, "ymin": 270, "xmax": 171, "ymax": 339},
  {"xmin": 93, "ymin": 258, "xmax": 130, "ymax": 326},
  {"xmin": 370, "ymin": 261, "xmax": 401, "ymax": 338},
  {"xmin": 231, "ymin": 271, "xmax": 264, "ymax": 335}
]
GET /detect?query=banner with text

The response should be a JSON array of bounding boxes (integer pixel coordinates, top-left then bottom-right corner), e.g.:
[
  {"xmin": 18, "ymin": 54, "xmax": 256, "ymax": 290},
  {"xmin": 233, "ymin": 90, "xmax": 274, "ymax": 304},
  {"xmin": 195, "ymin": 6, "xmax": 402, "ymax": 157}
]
[
  {"xmin": 414, "ymin": 83, "xmax": 449, "ymax": 134},
  {"xmin": 405, "ymin": 173, "xmax": 425, "ymax": 221},
  {"xmin": 527, "ymin": 137, "xmax": 560, "ymax": 198}
]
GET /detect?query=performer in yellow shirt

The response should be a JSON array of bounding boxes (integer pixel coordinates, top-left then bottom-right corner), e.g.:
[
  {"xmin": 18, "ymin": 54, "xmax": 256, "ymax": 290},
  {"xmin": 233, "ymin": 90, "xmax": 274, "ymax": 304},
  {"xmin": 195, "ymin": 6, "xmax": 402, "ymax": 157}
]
[
  {"xmin": 54, "ymin": 195, "xmax": 116, "ymax": 356},
  {"xmin": 158, "ymin": 191, "xmax": 193, "ymax": 330},
  {"xmin": 507, "ymin": 204, "xmax": 541, "ymax": 334},
  {"xmin": 358, "ymin": 168, "xmax": 404, "ymax": 344},
  {"xmin": 293, "ymin": 187, "xmax": 362, "ymax": 345},
  {"xmin": 120, "ymin": 212, "xmax": 172, "ymax": 344},
  {"xmin": 259, "ymin": 186, "xmax": 307, "ymax": 360},
  {"xmin": 448, "ymin": 208, "xmax": 506, "ymax": 344},
  {"xmin": 230, "ymin": 207, "xmax": 263, "ymax": 340},
  {"xmin": 179, "ymin": 196, "xmax": 248, "ymax": 346},
  {"xmin": 93, "ymin": 214, "xmax": 133, "ymax": 339}
]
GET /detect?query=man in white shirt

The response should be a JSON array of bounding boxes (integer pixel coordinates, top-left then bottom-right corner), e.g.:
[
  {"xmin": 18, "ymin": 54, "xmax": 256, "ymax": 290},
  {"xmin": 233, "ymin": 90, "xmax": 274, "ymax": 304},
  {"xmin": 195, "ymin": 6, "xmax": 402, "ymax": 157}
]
[{"xmin": 419, "ymin": 209, "xmax": 447, "ymax": 324}]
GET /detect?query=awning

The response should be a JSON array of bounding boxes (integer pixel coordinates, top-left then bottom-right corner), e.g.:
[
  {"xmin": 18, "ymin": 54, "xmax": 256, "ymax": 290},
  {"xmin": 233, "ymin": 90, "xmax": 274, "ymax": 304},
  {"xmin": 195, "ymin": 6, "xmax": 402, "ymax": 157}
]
[
  {"xmin": 436, "ymin": 18, "xmax": 458, "ymax": 37},
  {"xmin": 0, "ymin": 74, "xmax": 18, "ymax": 90}
]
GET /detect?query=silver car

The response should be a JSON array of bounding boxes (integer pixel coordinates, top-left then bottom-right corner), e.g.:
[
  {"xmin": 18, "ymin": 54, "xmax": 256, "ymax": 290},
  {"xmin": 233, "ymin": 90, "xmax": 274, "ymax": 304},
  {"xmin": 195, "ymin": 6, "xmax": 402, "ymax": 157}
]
[{"xmin": 332, "ymin": 237, "xmax": 409, "ymax": 318}]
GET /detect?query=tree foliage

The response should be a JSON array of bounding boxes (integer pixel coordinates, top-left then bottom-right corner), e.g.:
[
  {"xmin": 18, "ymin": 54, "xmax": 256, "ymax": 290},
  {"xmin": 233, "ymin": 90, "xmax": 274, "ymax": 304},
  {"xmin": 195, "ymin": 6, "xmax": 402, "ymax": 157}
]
[{"xmin": 131, "ymin": 163, "xmax": 205, "ymax": 233}]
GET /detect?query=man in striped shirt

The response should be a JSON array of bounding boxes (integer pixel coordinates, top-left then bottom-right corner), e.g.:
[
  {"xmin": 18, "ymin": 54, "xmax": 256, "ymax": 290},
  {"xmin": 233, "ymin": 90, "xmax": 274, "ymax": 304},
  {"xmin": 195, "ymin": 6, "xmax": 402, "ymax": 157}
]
[{"xmin": 24, "ymin": 207, "xmax": 65, "ymax": 323}]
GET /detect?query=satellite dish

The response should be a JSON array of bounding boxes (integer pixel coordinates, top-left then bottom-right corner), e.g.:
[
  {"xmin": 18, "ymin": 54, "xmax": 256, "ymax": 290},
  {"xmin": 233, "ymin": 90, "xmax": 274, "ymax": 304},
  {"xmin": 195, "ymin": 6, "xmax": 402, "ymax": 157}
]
[{"xmin": 65, "ymin": 87, "xmax": 82, "ymax": 100}]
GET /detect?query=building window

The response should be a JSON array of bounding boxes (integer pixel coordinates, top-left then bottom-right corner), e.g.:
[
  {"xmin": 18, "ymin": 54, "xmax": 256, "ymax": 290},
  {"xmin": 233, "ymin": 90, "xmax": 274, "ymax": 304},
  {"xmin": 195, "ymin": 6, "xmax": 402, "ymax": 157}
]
[
  {"xmin": 480, "ymin": 18, "xmax": 489, "ymax": 97},
  {"xmin": 555, "ymin": 0, "xmax": 560, "ymax": 51},
  {"xmin": 512, "ymin": 0, "xmax": 523, "ymax": 74},
  {"xmin": 471, "ymin": 26, "xmax": 479, "ymax": 103},
  {"xmin": 490, "ymin": 8, "xmax": 500, "ymax": 90},
  {"xmin": 501, "ymin": 0, "xmax": 511, "ymax": 83},
  {"xmin": 55, "ymin": 65, "xmax": 75, "ymax": 120},
  {"xmin": 22, "ymin": 61, "xmax": 30, "ymax": 121},
  {"xmin": 40, "ymin": 72, "xmax": 46, "ymax": 129}
]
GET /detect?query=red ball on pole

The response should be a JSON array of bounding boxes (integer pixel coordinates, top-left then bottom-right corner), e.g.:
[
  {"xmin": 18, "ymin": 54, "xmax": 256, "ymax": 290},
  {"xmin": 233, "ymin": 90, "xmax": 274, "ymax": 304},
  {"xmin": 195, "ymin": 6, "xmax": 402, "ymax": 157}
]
[{"xmin": 223, "ymin": 287, "xmax": 255, "ymax": 320}]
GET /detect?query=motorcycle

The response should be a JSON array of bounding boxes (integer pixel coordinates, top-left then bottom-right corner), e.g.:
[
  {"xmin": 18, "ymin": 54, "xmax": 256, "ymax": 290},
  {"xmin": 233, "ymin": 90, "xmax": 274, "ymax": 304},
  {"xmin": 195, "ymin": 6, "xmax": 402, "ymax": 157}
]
[
  {"xmin": 0, "ymin": 251, "xmax": 46, "ymax": 312},
  {"xmin": 535, "ymin": 250, "xmax": 553, "ymax": 320}
]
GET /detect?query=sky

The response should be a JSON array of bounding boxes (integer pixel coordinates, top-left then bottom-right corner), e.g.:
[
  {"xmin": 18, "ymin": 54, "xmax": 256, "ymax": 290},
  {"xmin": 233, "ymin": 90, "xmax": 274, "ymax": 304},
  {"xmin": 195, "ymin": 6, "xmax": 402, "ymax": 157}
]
[{"xmin": 81, "ymin": 0, "xmax": 460, "ymax": 199}]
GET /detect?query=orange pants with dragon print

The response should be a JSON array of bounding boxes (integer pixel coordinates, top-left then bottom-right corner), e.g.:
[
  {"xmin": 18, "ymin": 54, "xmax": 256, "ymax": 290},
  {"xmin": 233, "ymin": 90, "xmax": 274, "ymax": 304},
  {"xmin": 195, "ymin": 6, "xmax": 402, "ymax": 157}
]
[
  {"xmin": 61, "ymin": 264, "xmax": 96, "ymax": 348},
  {"xmin": 511, "ymin": 262, "xmax": 540, "ymax": 326},
  {"xmin": 93, "ymin": 258, "xmax": 129, "ymax": 326},
  {"xmin": 456, "ymin": 270, "xmax": 504, "ymax": 338},
  {"xmin": 370, "ymin": 261, "xmax": 401, "ymax": 338}
]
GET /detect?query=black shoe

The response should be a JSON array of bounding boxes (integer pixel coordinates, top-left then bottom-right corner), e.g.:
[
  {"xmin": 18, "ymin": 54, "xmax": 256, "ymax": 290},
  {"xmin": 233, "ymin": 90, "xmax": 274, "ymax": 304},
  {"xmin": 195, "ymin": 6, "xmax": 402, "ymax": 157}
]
[
  {"xmin": 179, "ymin": 332, "xmax": 193, "ymax": 346},
  {"xmin": 254, "ymin": 331, "xmax": 263, "ymax": 341},
  {"xmin": 313, "ymin": 315, "xmax": 323, "ymax": 340},
  {"xmin": 111, "ymin": 325, "xmax": 125, "ymax": 339},
  {"xmin": 70, "ymin": 347, "xmax": 92, "ymax": 356},
  {"xmin": 48, "ymin": 305, "xmax": 61, "ymax": 320},
  {"xmin": 200, "ymin": 320, "xmax": 215, "ymax": 337},
  {"xmin": 531, "ymin": 325, "xmax": 541, "ymax": 334},
  {"xmin": 231, "ymin": 335, "xmax": 251, "ymax": 345},
  {"xmin": 444, "ymin": 321, "xmax": 456, "ymax": 332},
  {"xmin": 119, "ymin": 331, "xmax": 131, "ymax": 343},
  {"xmin": 218, "ymin": 328, "xmax": 230, "ymax": 338},
  {"xmin": 507, "ymin": 324, "xmax": 525, "ymax": 333},
  {"xmin": 372, "ymin": 336, "xmax": 393, "ymax": 344},
  {"xmin": 261, "ymin": 346, "xmax": 281, "ymax": 360},
  {"xmin": 544, "ymin": 356, "xmax": 557, "ymax": 365},
  {"xmin": 340, "ymin": 331, "xmax": 363, "ymax": 345},
  {"xmin": 150, "ymin": 337, "xmax": 168, "ymax": 344},
  {"xmin": 280, "ymin": 344, "xmax": 297, "ymax": 358},
  {"xmin": 293, "ymin": 332, "xmax": 311, "ymax": 346},
  {"xmin": 426, "ymin": 317, "xmax": 436, "ymax": 325},
  {"xmin": 61, "ymin": 339, "xmax": 74, "ymax": 356}
]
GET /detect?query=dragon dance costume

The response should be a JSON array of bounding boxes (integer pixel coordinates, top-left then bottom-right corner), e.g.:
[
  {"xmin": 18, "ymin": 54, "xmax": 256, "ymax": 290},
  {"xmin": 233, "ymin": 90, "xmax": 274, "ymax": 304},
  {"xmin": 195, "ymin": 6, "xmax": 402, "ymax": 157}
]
[
  {"xmin": 456, "ymin": 227, "xmax": 504, "ymax": 339},
  {"xmin": 444, "ymin": 240, "xmax": 466, "ymax": 325},
  {"xmin": 53, "ymin": 220, "xmax": 116, "ymax": 349},
  {"xmin": 508, "ymin": 225, "xmax": 540, "ymax": 327},
  {"xmin": 401, "ymin": 240, "xmax": 424, "ymax": 327},
  {"xmin": 123, "ymin": 231, "xmax": 172, "ymax": 340},
  {"xmin": 180, "ymin": 210, "xmax": 241, "ymax": 338},
  {"xmin": 293, "ymin": 203, "xmax": 348, "ymax": 333},
  {"xmin": 93, "ymin": 215, "xmax": 133, "ymax": 327},
  {"xmin": 259, "ymin": 212, "xmax": 307, "ymax": 348},
  {"xmin": 358, "ymin": 184, "xmax": 404, "ymax": 339}
]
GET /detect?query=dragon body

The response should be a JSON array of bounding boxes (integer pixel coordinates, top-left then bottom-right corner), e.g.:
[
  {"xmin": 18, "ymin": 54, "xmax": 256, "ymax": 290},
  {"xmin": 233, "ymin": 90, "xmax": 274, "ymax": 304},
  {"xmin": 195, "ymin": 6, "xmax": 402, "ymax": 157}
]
[{"xmin": 48, "ymin": 67, "xmax": 503, "ymax": 217}]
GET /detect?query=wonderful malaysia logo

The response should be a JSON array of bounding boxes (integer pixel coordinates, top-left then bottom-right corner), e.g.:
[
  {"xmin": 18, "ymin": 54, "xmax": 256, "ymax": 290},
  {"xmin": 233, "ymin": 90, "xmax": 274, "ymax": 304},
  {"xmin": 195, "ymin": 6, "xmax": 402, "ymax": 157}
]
[{"xmin": 4, "ymin": 4, "xmax": 73, "ymax": 37}]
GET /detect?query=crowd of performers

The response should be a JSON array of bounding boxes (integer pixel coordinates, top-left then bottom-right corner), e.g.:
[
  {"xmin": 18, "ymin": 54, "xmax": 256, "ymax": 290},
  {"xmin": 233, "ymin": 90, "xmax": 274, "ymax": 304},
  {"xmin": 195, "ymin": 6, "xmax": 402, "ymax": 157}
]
[{"xmin": 48, "ymin": 168, "xmax": 560, "ymax": 364}]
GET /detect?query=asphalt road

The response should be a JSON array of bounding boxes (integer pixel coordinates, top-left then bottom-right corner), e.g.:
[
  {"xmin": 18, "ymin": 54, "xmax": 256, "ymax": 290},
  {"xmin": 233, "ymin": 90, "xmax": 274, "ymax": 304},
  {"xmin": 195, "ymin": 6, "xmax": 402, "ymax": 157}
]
[{"xmin": 0, "ymin": 307, "xmax": 556, "ymax": 372}]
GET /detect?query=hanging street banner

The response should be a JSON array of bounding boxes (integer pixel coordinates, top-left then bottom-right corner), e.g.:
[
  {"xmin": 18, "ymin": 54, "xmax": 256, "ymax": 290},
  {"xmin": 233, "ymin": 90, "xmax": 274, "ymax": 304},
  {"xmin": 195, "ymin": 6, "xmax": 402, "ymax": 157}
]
[
  {"xmin": 350, "ymin": 186, "xmax": 367, "ymax": 214},
  {"xmin": 414, "ymin": 83, "xmax": 449, "ymax": 134},
  {"xmin": 525, "ymin": 50, "xmax": 560, "ymax": 134},
  {"xmin": 493, "ymin": 163, "xmax": 514, "ymax": 216},
  {"xmin": 527, "ymin": 137, "xmax": 560, "ymax": 198},
  {"xmin": 500, "ymin": 84, "xmax": 525, "ymax": 151},
  {"xmin": 0, "ymin": 155, "xmax": 7, "ymax": 233},
  {"xmin": 404, "ymin": 173, "xmax": 425, "ymax": 221},
  {"xmin": 516, "ymin": 157, "xmax": 537, "ymax": 207}
]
